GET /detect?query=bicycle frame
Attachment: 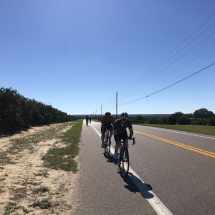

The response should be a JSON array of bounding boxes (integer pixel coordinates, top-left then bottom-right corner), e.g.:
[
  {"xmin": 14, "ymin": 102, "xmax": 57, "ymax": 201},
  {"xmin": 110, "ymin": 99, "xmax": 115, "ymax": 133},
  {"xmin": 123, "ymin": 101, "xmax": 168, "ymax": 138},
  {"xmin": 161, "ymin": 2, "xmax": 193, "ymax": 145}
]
[
  {"xmin": 104, "ymin": 129, "xmax": 111, "ymax": 155},
  {"xmin": 117, "ymin": 137, "xmax": 136, "ymax": 176},
  {"xmin": 105, "ymin": 130, "xmax": 110, "ymax": 143}
]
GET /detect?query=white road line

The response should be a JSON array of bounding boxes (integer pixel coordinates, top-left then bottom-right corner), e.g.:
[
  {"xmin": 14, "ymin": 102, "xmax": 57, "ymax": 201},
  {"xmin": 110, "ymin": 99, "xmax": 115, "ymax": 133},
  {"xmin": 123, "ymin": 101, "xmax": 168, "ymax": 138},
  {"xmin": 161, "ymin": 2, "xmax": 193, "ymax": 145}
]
[
  {"xmin": 133, "ymin": 125, "xmax": 215, "ymax": 140},
  {"xmin": 90, "ymin": 123, "xmax": 173, "ymax": 215}
]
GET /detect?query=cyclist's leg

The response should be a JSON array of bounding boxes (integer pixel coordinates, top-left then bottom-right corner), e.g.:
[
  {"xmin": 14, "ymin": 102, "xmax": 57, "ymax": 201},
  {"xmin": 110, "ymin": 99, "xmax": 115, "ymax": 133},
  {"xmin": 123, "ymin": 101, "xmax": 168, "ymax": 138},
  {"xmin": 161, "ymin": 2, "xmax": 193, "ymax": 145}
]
[
  {"xmin": 114, "ymin": 135, "xmax": 120, "ymax": 151},
  {"xmin": 101, "ymin": 127, "xmax": 105, "ymax": 141},
  {"xmin": 101, "ymin": 127, "xmax": 105, "ymax": 147},
  {"xmin": 109, "ymin": 125, "xmax": 113, "ymax": 138}
]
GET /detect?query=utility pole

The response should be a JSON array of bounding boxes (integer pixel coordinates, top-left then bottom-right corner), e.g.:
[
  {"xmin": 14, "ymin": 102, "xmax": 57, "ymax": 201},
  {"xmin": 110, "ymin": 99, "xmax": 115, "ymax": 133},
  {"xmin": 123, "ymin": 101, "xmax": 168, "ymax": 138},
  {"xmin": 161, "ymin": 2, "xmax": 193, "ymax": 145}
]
[{"xmin": 116, "ymin": 92, "xmax": 118, "ymax": 118}]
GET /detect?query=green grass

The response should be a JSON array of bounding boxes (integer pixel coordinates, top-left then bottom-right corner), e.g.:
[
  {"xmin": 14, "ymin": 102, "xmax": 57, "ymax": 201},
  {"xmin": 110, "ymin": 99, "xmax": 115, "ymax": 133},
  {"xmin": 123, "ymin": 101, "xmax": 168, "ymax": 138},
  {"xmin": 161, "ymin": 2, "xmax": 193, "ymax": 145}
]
[
  {"xmin": 43, "ymin": 119, "xmax": 83, "ymax": 172},
  {"xmin": 137, "ymin": 124, "xmax": 215, "ymax": 136},
  {"xmin": 29, "ymin": 199, "xmax": 51, "ymax": 209},
  {"xmin": 4, "ymin": 202, "xmax": 33, "ymax": 215}
]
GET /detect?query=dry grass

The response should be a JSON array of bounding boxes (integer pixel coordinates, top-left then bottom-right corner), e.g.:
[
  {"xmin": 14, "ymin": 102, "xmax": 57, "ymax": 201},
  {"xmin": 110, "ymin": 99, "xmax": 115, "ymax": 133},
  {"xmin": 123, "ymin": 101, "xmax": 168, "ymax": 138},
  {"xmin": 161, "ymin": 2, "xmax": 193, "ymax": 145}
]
[{"xmin": 32, "ymin": 186, "xmax": 49, "ymax": 194}]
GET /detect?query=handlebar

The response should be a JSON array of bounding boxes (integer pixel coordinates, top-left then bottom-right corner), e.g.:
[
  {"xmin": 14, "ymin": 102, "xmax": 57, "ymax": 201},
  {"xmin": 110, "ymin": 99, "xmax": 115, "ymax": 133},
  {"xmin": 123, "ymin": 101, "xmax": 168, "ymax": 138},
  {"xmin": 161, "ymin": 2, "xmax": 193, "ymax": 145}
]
[
  {"xmin": 118, "ymin": 137, "xmax": 136, "ymax": 145},
  {"xmin": 128, "ymin": 137, "xmax": 136, "ymax": 145}
]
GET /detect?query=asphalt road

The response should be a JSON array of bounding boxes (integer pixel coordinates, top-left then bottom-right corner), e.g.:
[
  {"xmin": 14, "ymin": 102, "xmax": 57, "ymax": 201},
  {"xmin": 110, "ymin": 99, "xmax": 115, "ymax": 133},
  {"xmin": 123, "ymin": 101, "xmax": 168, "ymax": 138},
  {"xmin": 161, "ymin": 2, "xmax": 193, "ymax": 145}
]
[{"xmin": 78, "ymin": 121, "xmax": 215, "ymax": 215}]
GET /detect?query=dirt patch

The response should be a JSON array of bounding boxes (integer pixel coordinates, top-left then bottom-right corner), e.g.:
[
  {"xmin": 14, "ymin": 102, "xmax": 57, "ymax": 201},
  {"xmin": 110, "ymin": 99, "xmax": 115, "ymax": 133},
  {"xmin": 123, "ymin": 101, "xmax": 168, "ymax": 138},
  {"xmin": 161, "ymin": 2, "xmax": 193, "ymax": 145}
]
[{"xmin": 0, "ymin": 123, "xmax": 81, "ymax": 215}]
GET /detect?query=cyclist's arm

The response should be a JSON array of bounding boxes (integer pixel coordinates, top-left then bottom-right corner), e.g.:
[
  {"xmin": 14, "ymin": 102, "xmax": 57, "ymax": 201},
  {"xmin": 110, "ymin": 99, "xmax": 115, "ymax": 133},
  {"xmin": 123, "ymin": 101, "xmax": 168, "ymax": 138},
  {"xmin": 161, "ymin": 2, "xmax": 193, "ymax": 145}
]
[{"xmin": 128, "ymin": 128, "xmax": 133, "ymax": 138}]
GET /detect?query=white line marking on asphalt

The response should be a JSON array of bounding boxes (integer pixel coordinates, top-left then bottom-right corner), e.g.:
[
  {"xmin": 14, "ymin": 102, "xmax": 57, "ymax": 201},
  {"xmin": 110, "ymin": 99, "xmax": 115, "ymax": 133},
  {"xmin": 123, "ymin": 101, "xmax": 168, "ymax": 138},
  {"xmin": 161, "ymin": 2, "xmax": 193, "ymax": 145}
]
[
  {"xmin": 90, "ymin": 123, "xmax": 173, "ymax": 215},
  {"xmin": 133, "ymin": 125, "xmax": 215, "ymax": 140}
]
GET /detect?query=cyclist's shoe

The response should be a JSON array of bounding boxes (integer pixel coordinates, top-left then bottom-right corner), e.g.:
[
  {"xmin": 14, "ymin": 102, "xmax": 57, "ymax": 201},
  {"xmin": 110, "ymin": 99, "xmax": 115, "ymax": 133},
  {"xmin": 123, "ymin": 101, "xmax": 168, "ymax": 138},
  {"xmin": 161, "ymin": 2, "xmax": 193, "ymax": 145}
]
[
  {"xmin": 124, "ymin": 155, "xmax": 128, "ymax": 160},
  {"xmin": 114, "ymin": 152, "xmax": 118, "ymax": 159},
  {"xmin": 101, "ymin": 142, "xmax": 104, "ymax": 148}
]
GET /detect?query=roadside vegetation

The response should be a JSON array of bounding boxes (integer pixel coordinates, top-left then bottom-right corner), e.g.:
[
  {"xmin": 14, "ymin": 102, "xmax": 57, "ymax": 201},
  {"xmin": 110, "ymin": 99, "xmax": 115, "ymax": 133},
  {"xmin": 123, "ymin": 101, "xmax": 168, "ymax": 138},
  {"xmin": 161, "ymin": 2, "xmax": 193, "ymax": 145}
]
[
  {"xmin": 129, "ymin": 108, "xmax": 215, "ymax": 136},
  {"xmin": 43, "ymin": 119, "xmax": 82, "ymax": 172},
  {"xmin": 0, "ymin": 87, "xmax": 78, "ymax": 133},
  {"xmin": 0, "ymin": 119, "xmax": 83, "ymax": 214},
  {"xmin": 0, "ymin": 122, "xmax": 74, "ymax": 166},
  {"xmin": 139, "ymin": 124, "xmax": 215, "ymax": 136}
]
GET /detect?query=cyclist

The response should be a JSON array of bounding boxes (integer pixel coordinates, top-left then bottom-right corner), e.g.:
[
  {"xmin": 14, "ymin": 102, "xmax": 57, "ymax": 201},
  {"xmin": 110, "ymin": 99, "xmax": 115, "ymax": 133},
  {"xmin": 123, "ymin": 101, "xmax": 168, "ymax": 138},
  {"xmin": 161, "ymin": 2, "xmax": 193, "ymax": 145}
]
[
  {"xmin": 113, "ymin": 112, "xmax": 133, "ymax": 159},
  {"xmin": 101, "ymin": 112, "xmax": 114, "ymax": 148},
  {"xmin": 86, "ymin": 115, "xmax": 89, "ymax": 125}
]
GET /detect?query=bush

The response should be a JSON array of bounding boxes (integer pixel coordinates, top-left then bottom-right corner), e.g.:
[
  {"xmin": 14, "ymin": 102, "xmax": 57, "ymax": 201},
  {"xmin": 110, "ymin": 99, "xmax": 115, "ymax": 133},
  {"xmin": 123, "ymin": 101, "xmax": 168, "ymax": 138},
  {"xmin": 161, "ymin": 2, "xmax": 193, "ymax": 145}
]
[
  {"xmin": 148, "ymin": 117, "xmax": 159, "ymax": 124},
  {"xmin": 177, "ymin": 115, "xmax": 191, "ymax": 125},
  {"xmin": 159, "ymin": 117, "xmax": 169, "ymax": 124},
  {"xmin": 207, "ymin": 116, "xmax": 215, "ymax": 126}
]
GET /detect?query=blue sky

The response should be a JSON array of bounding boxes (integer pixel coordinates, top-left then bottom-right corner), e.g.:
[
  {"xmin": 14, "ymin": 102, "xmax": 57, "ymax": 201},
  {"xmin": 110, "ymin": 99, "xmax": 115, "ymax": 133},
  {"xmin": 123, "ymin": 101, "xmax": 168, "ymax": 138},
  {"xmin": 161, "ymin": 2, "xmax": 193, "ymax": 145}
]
[{"xmin": 1, "ymin": 0, "xmax": 215, "ymax": 115}]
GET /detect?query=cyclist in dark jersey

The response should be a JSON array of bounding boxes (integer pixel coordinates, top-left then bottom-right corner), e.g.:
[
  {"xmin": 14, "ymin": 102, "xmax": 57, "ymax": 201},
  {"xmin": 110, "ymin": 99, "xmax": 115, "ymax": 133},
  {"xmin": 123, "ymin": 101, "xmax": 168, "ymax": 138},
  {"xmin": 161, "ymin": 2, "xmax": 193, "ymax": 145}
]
[
  {"xmin": 86, "ymin": 115, "xmax": 89, "ymax": 125},
  {"xmin": 113, "ymin": 112, "xmax": 133, "ymax": 159},
  {"xmin": 101, "ymin": 112, "xmax": 114, "ymax": 148}
]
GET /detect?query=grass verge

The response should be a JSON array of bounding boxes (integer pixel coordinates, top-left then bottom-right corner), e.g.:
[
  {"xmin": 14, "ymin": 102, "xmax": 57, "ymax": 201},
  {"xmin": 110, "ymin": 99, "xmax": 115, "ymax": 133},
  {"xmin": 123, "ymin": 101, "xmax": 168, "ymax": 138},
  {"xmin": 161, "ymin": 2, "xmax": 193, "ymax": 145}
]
[
  {"xmin": 136, "ymin": 124, "xmax": 215, "ymax": 136},
  {"xmin": 43, "ymin": 119, "xmax": 83, "ymax": 172}
]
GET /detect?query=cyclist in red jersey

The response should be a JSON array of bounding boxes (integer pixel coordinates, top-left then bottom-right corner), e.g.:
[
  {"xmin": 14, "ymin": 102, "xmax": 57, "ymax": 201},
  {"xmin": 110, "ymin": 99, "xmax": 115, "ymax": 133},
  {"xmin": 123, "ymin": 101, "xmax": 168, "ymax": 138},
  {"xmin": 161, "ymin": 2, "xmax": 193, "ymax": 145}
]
[{"xmin": 101, "ymin": 112, "xmax": 114, "ymax": 148}]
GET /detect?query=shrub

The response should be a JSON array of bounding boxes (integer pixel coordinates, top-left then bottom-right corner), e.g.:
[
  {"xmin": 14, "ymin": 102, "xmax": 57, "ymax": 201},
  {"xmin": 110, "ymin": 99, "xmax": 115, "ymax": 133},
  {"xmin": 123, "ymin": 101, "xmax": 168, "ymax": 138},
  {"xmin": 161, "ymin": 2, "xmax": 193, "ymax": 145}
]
[
  {"xmin": 148, "ymin": 117, "xmax": 159, "ymax": 124},
  {"xmin": 207, "ymin": 116, "xmax": 215, "ymax": 126},
  {"xmin": 177, "ymin": 115, "xmax": 191, "ymax": 125},
  {"xmin": 159, "ymin": 117, "xmax": 168, "ymax": 124}
]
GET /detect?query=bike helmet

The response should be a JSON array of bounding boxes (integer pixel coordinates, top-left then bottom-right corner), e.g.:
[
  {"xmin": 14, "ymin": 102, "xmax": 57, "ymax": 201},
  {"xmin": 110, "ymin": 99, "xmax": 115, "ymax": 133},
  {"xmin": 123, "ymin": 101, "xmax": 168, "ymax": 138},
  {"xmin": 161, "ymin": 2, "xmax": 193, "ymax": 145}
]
[
  {"xmin": 105, "ymin": 112, "xmax": 111, "ymax": 118},
  {"xmin": 121, "ymin": 112, "xmax": 128, "ymax": 119}
]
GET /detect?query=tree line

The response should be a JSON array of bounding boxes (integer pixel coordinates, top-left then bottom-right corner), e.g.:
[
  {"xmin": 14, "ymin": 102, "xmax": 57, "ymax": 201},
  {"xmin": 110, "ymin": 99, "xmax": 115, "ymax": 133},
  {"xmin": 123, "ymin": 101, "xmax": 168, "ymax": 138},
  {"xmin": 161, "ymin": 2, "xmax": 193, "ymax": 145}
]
[
  {"xmin": 0, "ymin": 87, "xmax": 77, "ymax": 133},
  {"xmin": 96, "ymin": 108, "xmax": 215, "ymax": 126},
  {"xmin": 129, "ymin": 108, "xmax": 215, "ymax": 126}
]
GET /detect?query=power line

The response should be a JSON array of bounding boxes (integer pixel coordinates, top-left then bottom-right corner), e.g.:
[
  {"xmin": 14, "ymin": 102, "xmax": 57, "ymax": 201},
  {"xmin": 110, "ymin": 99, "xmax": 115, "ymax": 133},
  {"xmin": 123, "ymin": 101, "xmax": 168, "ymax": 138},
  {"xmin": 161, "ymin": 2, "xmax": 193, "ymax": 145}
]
[
  {"xmin": 118, "ymin": 13, "xmax": 215, "ymax": 94},
  {"xmin": 119, "ymin": 62, "xmax": 215, "ymax": 105},
  {"xmin": 119, "ymin": 30, "xmax": 215, "ymax": 100},
  {"xmin": 119, "ymin": 46, "xmax": 215, "ymax": 102},
  {"xmin": 120, "ymin": 23, "xmax": 215, "ymax": 98}
]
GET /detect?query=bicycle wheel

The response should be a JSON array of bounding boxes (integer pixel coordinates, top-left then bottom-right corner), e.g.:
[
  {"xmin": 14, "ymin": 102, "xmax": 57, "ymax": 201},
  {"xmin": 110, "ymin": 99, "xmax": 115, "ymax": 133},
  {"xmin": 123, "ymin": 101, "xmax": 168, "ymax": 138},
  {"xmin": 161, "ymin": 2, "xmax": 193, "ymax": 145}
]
[
  {"xmin": 104, "ymin": 141, "xmax": 107, "ymax": 153},
  {"xmin": 122, "ymin": 147, "xmax": 129, "ymax": 176},
  {"xmin": 105, "ymin": 142, "xmax": 109, "ymax": 155},
  {"xmin": 108, "ymin": 141, "xmax": 110, "ymax": 155}
]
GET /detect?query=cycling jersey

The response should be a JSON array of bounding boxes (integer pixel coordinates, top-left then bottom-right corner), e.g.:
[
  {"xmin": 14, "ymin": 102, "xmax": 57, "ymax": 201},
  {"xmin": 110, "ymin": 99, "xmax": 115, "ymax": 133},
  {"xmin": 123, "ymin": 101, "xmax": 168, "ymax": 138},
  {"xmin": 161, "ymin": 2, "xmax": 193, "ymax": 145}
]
[
  {"xmin": 101, "ymin": 115, "xmax": 114, "ymax": 125},
  {"xmin": 113, "ymin": 119, "xmax": 133, "ymax": 142},
  {"xmin": 113, "ymin": 119, "xmax": 132, "ymax": 133}
]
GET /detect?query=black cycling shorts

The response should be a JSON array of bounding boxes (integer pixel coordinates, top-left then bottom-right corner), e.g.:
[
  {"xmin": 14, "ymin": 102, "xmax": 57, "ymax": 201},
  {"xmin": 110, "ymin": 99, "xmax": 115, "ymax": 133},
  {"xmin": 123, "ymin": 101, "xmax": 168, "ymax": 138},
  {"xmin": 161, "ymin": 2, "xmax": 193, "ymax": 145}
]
[
  {"xmin": 101, "ymin": 124, "xmax": 113, "ymax": 133},
  {"xmin": 114, "ymin": 132, "xmax": 128, "ymax": 143}
]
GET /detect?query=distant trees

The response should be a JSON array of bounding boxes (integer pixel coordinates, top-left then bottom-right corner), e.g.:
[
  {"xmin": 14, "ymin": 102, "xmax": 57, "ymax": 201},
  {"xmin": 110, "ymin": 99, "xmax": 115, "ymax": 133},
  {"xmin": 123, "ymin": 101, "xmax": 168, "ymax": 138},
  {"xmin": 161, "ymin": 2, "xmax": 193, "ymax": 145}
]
[
  {"xmin": 128, "ymin": 108, "xmax": 214, "ymax": 126},
  {"xmin": 193, "ymin": 108, "xmax": 214, "ymax": 118},
  {"xmin": 0, "ymin": 87, "xmax": 77, "ymax": 133},
  {"xmin": 177, "ymin": 115, "xmax": 191, "ymax": 125}
]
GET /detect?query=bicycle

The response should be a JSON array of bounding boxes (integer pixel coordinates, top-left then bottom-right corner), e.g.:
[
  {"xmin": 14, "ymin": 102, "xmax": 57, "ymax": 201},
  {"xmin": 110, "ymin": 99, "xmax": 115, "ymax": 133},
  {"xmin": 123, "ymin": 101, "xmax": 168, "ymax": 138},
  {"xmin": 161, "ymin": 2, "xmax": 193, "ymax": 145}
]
[
  {"xmin": 104, "ymin": 129, "xmax": 111, "ymax": 155},
  {"xmin": 117, "ymin": 137, "xmax": 136, "ymax": 176},
  {"xmin": 86, "ymin": 120, "xmax": 88, "ymax": 126}
]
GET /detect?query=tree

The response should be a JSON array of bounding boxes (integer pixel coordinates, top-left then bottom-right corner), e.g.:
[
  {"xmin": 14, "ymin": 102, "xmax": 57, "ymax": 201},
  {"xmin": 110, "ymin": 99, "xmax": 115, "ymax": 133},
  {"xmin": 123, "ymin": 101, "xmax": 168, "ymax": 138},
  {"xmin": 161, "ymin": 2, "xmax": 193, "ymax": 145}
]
[
  {"xmin": 169, "ymin": 112, "xmax": 184, "ymax": 125},
  {"xmin": 177, "ymin": 115, "xmax": 191, "ymax": 125},
  {"xmin": 148, "ymin": 117, "xmax": 159, "ymax": 124},
  {"xmin": 159, "ymin": 117, "xmax": 168, "ymax": 124},
  {"xmin": 193, "ymin": 108, "xmax": 214, "ymax": 118}
]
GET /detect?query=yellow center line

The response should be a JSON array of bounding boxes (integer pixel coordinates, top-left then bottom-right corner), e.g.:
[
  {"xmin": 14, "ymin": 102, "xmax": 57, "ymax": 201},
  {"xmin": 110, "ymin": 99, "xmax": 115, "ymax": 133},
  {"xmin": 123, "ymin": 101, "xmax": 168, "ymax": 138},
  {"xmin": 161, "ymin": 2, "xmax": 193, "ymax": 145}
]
[{"xmin": 134, "ymin": 130, "xmax": 215, "ymax": 159}]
